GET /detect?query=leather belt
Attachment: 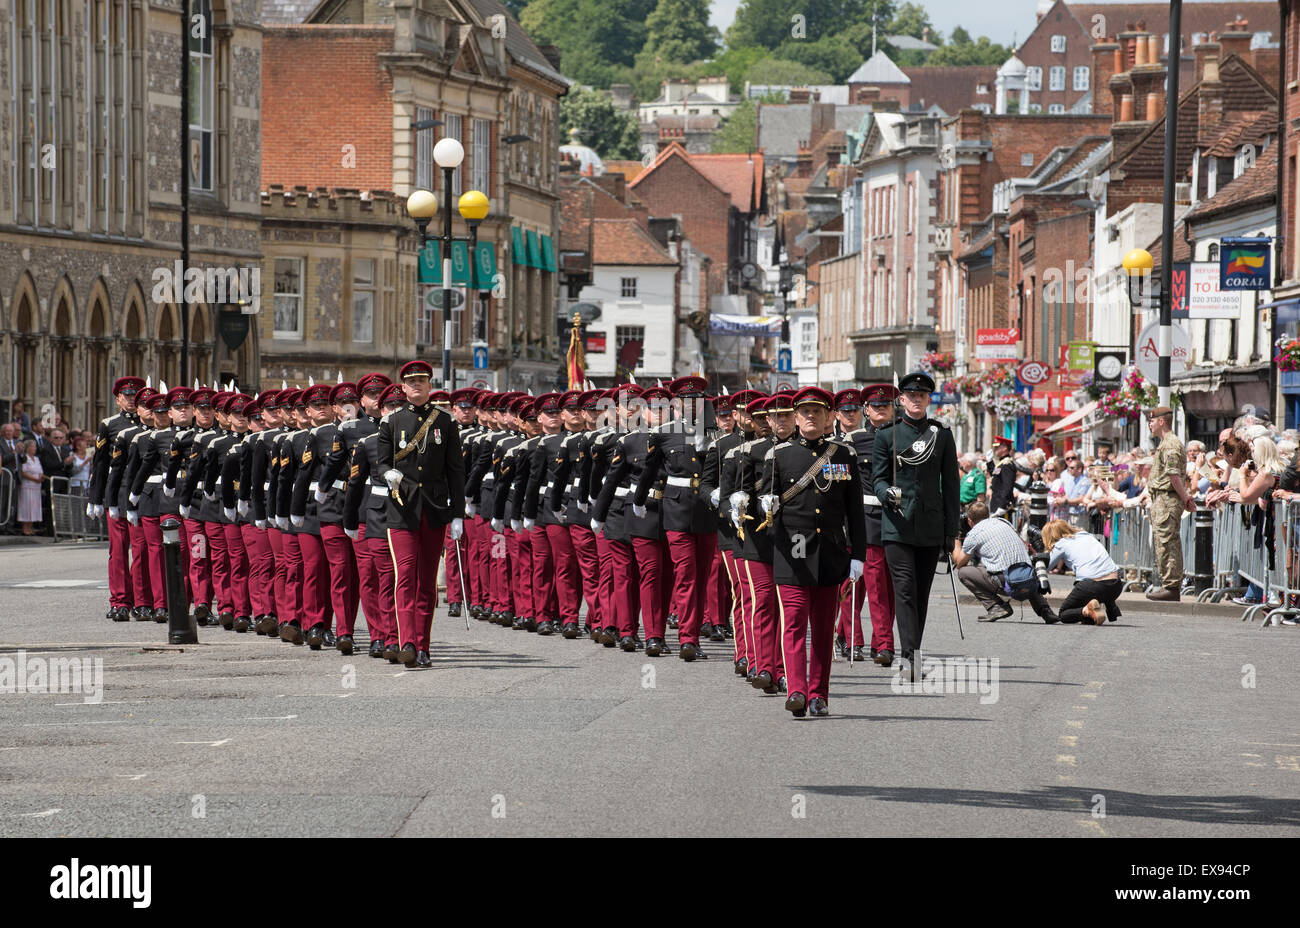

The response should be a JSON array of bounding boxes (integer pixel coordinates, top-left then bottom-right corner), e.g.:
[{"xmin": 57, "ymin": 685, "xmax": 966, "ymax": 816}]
[
  {"xmin": 146, "ymin": 474, "xmax": 164, "ymax": 484},
  {"xmin": 666, "ymin": 475, "xmax": 699, "ymax": 488},
  {"xmin": 863, "ymin": 494, "xmax": 881, "ymax": 507}
]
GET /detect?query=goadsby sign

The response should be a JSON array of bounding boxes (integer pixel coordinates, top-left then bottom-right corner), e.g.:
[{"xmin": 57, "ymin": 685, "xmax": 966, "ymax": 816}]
[{"xmin": 1219, "ymin": 237, "xmax": 1271, "ymax": 290}]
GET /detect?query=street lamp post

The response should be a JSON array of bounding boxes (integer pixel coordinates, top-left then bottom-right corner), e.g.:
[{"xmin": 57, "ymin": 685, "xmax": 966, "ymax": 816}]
[{"xmin": 1157, "ymin": 0, "xmax": 1183, "ymax": 409}]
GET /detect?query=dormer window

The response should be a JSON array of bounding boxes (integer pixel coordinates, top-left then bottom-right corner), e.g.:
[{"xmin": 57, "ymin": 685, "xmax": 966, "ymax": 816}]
[{"xmin": 1050, "ymin": 35, "xmax": 1066, "ymax": 53}]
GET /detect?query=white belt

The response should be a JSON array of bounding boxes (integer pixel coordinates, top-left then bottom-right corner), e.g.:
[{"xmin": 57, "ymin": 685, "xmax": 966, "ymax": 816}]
[
  {"xmin": 482, "ymin": 474, "xmax": 495, "ymax": 483},
  {"xmin": 370, "ymin": 484, "xmax": 388, "ymax": 496},
  {"xmin": 615, "ymin": 486, "xmax": 631, "ymax": 497},
  {"xmin": 332, "ymin": 479, "xmax": 344, "ymax": 491},
  {"xmin": 263, "ymin": 481, "xmax": 270, "ymax": 492},
  {"xmin": 545, "ymin": 481, "xmax": 555, "ymax": 491},
  {"xmin": 666, "ymin": 476, "xmax": 697, "ymax": 488},
  {"xmin": 864, "ymin": 494, "xmax": 881, "ymax": 507},
  {"xmin": 214, "ymin": 476, "xmax": 222, "ymax": 487},
  {"xmin": 146, "ymin": 474, "xmax": 164, "ymax": 484}
]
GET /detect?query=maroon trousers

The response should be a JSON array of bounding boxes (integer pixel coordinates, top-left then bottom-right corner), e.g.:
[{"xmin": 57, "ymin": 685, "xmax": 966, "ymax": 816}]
[
  {"xmin": 280, "ymin": 533, "xmax": 304, "ymax": 627},
  {"xmin": 242, "ymin": 524, "xmax": 275, "ymax": 618},
  {"xmin": 444, "ymin": 527, "xmax": 466, "ymax": 605},
  {"xmin": 665, "ymin": 530, "xmax": 715, "ymax": 645},
  {"xmin": 723, "ymin": 550, "xmax": 747, "ymax": 663},
  {"xmin": 530, "ymin": 525, "xmax": 557, "ymax": 622},
  {"xmin": 320, "ymin": 523, "xmax": 359, "ymax": 635},
  {"xmin": 570, "ymin": 523, "xmax": 601, "ymax": 628},
  {"xmin": 545, "ymin": 522, "xmax": 581, "ymax": 625},
  {"xmin": 707, "ymin": 546, "xmax": 732, "ymax": 630},
  {"xmin": 184, "ymin": 518, "xmax": 212, "ymax": 608},
  {"xmin": 595, "ymin": 531, "xmax": 615, "ymax": 631},
  {"xmin": 836, "ymin": 577, "xmax": 867, "ymax": 648},
  {"xmin": 488, "ymin": 524, "xmax": 511, "ymax": 612},
  {"xmin": 510, "ymin": 527, "xmax": 532, "ymax": 617},
  {"xmin": 297, "ymin": 531, "xmax": 330, "ymax": 631},
  {"xmin": 106, "ymin": 513, "xmax": 133, "ymax": 608},
  {"xmin": 778, "ymin": 584, "xmax": 839, "ymax": 702},
  {"xmin": 631, "ymin": 536, "xmax": 669, "ymax": 641},
  {"xmin": 203, "ymin": 521, "xmax": 230, "ymax": 614},
  {"xmin": 141, "ymin": 517, "xmax": 168, "ymax": 610},
  {"xmin": 389, "ymin": 514, "xmax": 447, "ymax": 651},
  {"xmin": 267, "ymin": 526, "xmax": 287, "ymax": 621},
  {"xmin": 223, "ymin": 522, "xmax": 251, "ymax": 617},
  {"xmin": 865, "ymin": 545, "xmax": 896, "ymax": 652},
  {"xmin": 128, "ymin": 520, "xmax": 152, "ymax": 611},
  {"xmin": 743, "ymin": 558, "xmax": 783, "ymax": 679},
  {"xmin": 473, "ymin": 516, "xmax": 493, "ymax": 608},
  {"xmin": 357, "ymin": 529, "xmax": 396, "ymax": 645},
  {"xmin": 607, "ymin": 538, "xmax": 638, "ymax": 637}
]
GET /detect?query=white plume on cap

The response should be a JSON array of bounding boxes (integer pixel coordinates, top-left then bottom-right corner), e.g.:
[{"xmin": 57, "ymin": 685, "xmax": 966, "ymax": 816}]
[
  {"xmin": 193, "ymin": 378, "xmax": 200, "ymax": 390},
  {"xmin": 337, "ymin": 370, "xmax": 343, "ymax": 383},
  {"xmin": 160, "ymin": 380, "xmax": 168, "ymax": 394},
  {"xmin": 282, "ymin": 379, "xmax": 288, "ymax": 389},
  {"xmin": 145, "ymin": 375, "xmax": 152, "ymax": 389},
  {"xmin": 308, "ymin": 375, "xmax": 315, "ymax": 387}
]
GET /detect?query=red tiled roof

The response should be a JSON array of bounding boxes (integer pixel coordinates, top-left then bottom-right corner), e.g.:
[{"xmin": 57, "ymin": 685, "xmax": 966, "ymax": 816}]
[
  {"xmin": 689, "ymin": 152, "xmax": 764, "ymax": 213},
  {"xmin": 903, "ymin": 66, "xmax": 998, "ymax": 117},
  {"xmin": 1064, "ymin": 2, "xmax": 1277, "ymax": 41},
  {"xmin": 603, "ymin": 160, "xmax": 646, "ymax": 183},
  {"xmin": 1201, "ymin": 109, "xmax": 1276, "ymax": 155},
  {"xmin": 1186, "ymin": 140, "xmax": 1278, "ymax": 220},
  {"xmin": 591, "ymin": 219, "xmax": 676, "ymax": 266}
]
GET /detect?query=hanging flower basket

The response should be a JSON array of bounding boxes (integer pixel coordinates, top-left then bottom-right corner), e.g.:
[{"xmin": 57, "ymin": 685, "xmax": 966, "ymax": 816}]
[
  {"xmin": 1097, "ymin": 368, "xmax": 1158, "ymax": 419},
  {"xmin": 918, "ymin": 351, "xmax": 956, "ymax": 375},
  {"xmin": 1275, "ymin": 337, "xmax": 1300, "ymax": 373},
  {"xmin": 989, "ymin": 392, "xmax": 1030, "ymax": 419}
]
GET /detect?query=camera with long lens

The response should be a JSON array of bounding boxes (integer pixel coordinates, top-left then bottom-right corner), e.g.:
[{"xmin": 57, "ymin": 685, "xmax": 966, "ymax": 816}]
[{"xmin": 1023, "ymin": 523, "xmax": 1052, "ymax": 595}]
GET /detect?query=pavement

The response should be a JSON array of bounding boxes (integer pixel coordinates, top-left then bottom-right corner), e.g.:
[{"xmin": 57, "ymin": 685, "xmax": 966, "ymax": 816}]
[{"xmin": 2, "ymin": 542, "xmax": 1299, "ymax": 837}]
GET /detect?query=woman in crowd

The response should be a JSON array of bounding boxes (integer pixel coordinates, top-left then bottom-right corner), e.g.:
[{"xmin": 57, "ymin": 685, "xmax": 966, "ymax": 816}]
[
  {"xmin": 1230, "ymin": 433, "xmax": 1288, "ymax": 606},
  {"xmin": 67, "ymin": 434, "xmax": 92, "ymax": 495},
  {"xmin": 1046, "ymin": 456, "xmax": 1067, "ymax": 521},
  {"xmin": 17, "ymin": 439, "xmax": 43, "ymax": 535},
  {"xmin": 1042, "ymin": 518, "xmax": 1123, "ymax": 625},
  {"xmin": 1204, "ymin": 435, "xmax": 1250, "ymax": 507}
]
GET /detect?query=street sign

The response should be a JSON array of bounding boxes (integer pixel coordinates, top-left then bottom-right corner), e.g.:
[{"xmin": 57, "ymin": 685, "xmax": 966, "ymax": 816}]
[
  {"xmin": 424, "ymin": 288, "xmax": 465, "ymax": 311},
  {"xmin": 1171, "ymin": 262, "xmax": 1190, "ymax": 319},
  {"xmin": 1017, "ymin": 359, "xmax": 1051, "ymax": 386},
  {"xmin": 1094, "ymin": 350, "xmax": 1126, "ymax": 390},
  {"xmin": 931, "ymin": 391, "xmax": 959, "ymax": 405},
  {"xmin": 1136, "ymin": 321, "xmax": 1191, "ymax": 381},
  {"xmin": 777, "ymin": 346, "xmax": 792, "ymax": 373},
  {"xmin": 975, "ymin": 328, "xmax": 1020, "ymax": 360},
  {"xmin": 454, "ymin": 369, "xmax": 498, "ymax": 391},
  {"xmin": 1066, "ymin": 340, "xmax": 1095, "ymax": 370},
  {"xmin": 1220, "ymin": 237, "xmax": 1271, "ymax": 290},
  {"xmin": 1187, "ymin": 262, "xmax": 1241, "ymax": 319},
  {"xmin": 770, "ymin": 375, "xmax": 796, "ymax": 393},
  {"xmin": 218, "ymin": 310, "xmax": 249, "ymax": 351},
  {"xmin": 472, "ymin": 341, "xmax": 489, "ymax": 370}
]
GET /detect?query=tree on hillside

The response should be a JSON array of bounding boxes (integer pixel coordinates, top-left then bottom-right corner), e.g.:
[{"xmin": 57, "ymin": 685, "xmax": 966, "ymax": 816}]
[
  {"xmin": 775, "ymin": 34, "xmax": 862, "ymax": 83},
  {"xmin": 694, "ymin": 45, "xmax": 771, "ymax": 94},
  {"xmin": 559, "ymin": 86, "xmax": 642, "ymax": 160},
  {"xmin": 520, "ymin": 0, "xmax": 656, "ymax": 87},
  {"xmin": 711, "ymin": 99, "xmax": 760, "ymax": 154},
  {"xmin": 925, "ymin": 28, "xmax": 1011, "ymax": 66},
  {"xmin": 643, "ymin": 0, "xmax": 719, "ymax": 64},
  {"xmin": 744, "ymin": 57, "xmax": 833, "ymax": 86},
  {"xmin": 727, "ymin": 0, "xmax": 879, "ymax": 52}
]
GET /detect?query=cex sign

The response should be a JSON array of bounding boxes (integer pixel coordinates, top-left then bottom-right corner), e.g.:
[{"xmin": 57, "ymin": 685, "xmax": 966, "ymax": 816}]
[{"xmin": 975, "ymin": 328, "xmax": 1020, "ymax": 360}]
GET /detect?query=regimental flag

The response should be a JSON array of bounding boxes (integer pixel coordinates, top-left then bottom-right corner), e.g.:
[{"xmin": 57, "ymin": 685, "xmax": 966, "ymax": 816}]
[
  {"xmin": 566, "ymin": 316, "xmax": 585, "ymax": 389},
  {"xmin": 1220, "ymin": 237, "xmax": 1271, "ymax": 290},
  {"xmin": 615, "ymin": 338, "xmax": 643, "ymax": 384}
]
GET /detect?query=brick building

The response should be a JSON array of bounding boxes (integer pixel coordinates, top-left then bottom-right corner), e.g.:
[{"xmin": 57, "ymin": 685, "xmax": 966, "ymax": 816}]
[
  {"xmin": 0, "ymin": 0, "xmax": 263, "ymax": 428},
  {"xmin": 260, "ymin": 0, "xmax": 570, "ymax": 393}
]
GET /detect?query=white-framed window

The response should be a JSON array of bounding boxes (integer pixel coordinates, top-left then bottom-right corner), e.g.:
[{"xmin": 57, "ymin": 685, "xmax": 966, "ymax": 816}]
[
  {"xmin": 976, "ymin": 83, "xmax": 988, "ymax": 95},
  {"xmin": 473, "ymin": 118, "xmax": 491, "ymax": 195},
  {"xmin": 416, "ymin": 289, "xmax": 434, "ymax": 346},
  {"xmin": 973, "ymin": 102, "xmax": 992, "ymax": 114},
  {"xmin": 1025, "ymin": 67, "xmax": 1042, "ymax": 91},
  {"xmin": 189, "ymin": 0, "xmax": 214, "ymax": 192},
  {"xmin": 615, "ymin": 325, "xmax": 645, "ymax": 368},
  {"xmin": 1028, "ymin": 103, "xmax": 1043, "ymax": 114},
  {"xmin": 1049, "ymin": 66, "xmax": 1065, "ymax": 91},
  {"xmin": 352, "ymin": 258, "xmax": 374, "ymax": 344},
  {"xmin": 273, "ymin": 257, "xmax": 304, "ymax": 338},
  {"xmin": 1049, "ymin": 103, "xmax": 1065, "ymax": 114},
  {"xmin": 799, "ymin": 317, "xmax": 816, "ymax": 364},
  {"xmin": 1050, "ymin": 35, "xmax": 1066, "ymax": 53},
  {"xmin": 620, "ymin": 277, "xmax": 637, "ymax": 298},
  {"xmin": 443, "ymin": 113, "xmax": 463, "ymax": 196},
  {"xmin": 1073, "ymin": 66, "xmax": 1090, "ymax": 91},
  {"xmin": 416, "ymin": 105, "xmax": 434, "ymax": 191}
]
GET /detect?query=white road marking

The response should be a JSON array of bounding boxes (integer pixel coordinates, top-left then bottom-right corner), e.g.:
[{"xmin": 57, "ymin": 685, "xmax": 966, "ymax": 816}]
[
  {"xmin": 11, "ymin": 579, "xmax": 101, "ymax": 588},
  {"xmin": 115, "ymin": 773, "xmax": 147, "ymax": 780},
  {"xmin": 242, "ymin": 715, "xmax": 297, "ymax": 720},
  {"xmin": 22, "ymin": 808, "xmax": 61, "ymax": 817},
  {"xmin": 175, "ymin": 739, "xmax": 231, "ymax": 746}
]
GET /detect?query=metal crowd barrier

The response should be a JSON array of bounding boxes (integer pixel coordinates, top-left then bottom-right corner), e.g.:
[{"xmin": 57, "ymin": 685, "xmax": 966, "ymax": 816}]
[
  {"xmin": 49, "ymin": 475, "xmax": 106, "ymax": 542},
  {"xmin": 0, "ymin": 467, "xmax": 13, "ymax": 532},
  {"xmin": 1106, "ymin": 506, "xmax": 1154, "ymax": 592},
  {"xmin": 1190, "ymin": 498, "xmax": 1299, "ymax": 627}
]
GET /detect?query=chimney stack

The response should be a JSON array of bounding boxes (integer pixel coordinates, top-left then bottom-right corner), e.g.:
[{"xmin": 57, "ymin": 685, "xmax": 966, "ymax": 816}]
[
  {"xmin": 1119, "ymin": 93, "xmax": 1135, "ymax": 122},
  {"xmin": 1193, "ymin": 38, "xmax": 1221, "ymax": 83},
  {"xmin": 1092, "ymin": 41, "xmax": 1120, "ymax": 116},
  {"xmin": 1146, "ymin": 90, "xmax": 1163, "ymax": 121},
  {"xmin": 1218, "ymin": 22, "xmax": 1251, "ymax": 61}
]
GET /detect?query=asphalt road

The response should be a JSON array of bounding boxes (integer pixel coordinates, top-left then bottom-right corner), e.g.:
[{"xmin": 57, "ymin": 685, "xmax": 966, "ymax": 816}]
[{"xmin": 1, "ymin": 542, "xmax": 1297, "ymax": 837}]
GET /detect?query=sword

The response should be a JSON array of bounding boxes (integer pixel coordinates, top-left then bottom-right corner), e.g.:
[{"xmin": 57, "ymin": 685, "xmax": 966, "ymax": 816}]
[
  {"xmin": 944, "ymin": 547, "xmax": 965, "ymax": 640},
  {"xmin": 453, "ymin": 532, "xmax": 470, "ymax": 630}
]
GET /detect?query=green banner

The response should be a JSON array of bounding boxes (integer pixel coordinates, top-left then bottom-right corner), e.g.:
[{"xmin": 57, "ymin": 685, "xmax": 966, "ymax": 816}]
[
  {"xmin": 474, "ymin": 241, "xmax": 497, "ymax": 289},
  {"xmin": 512, "ymin": 226, "xmax": 526, "ymax": 265},
  {"xmin": 418, "ymin": 240, "xmax": 472, "ymax": 285},
  {"xmin": 526, "ymin": 229, "xmax": 541, "ymax": 269},
  {"xmin": 540, "ymin": 234, "xmax": 557, "ymax": 272}
]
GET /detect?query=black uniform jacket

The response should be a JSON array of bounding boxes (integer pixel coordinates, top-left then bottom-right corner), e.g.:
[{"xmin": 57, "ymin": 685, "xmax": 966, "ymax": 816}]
[
  {"xmin": 871, "ymin": 414, "xmax": 960, "ymax": 547},
  {"xmin": 771, "ymin": 433, "xmax": 868, "ymax": 586},
  {"xmin": 375, "ymin": 401, "xmax": 465, "ymax": 530}
]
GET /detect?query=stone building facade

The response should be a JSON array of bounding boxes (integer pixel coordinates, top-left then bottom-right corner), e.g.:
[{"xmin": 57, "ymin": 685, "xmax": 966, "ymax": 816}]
[{"xmin": 0, "ymin": 0, "xmax": 263, "ymax": 429}]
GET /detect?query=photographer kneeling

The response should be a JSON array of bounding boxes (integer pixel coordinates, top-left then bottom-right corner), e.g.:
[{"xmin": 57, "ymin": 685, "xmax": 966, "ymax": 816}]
[
  {"xmin": 1041, "ymin": 519, "xmax": 1123, "ymax": 625},
  {"xmin": 951, "ymin": 502, "xmax": 1057, "ymax": 623}
]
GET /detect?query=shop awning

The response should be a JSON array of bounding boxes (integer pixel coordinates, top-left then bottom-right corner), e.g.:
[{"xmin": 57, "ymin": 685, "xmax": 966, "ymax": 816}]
[
  {"xmin": 512, "ymin": 227, "xmax": 527, "ymax": 265},
  {"xmin": 540, "ymin": 234, "xmax": 557, "ymax": 272},
  {"xmin": 526, "ymin": 229, "xmax": 541, "ymax": 268},
  {"xmin": 1043, "ymin": 400, "xmax": 1098, "ymax": 435},
  {"xmin": 1257, "ymin": 296, "xmax": 1300, "ymax": 324}
]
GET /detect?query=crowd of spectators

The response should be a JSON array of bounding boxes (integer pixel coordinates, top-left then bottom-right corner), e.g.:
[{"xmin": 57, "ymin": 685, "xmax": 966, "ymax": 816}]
[{"xmin": 1, "ymin": 402, "xmax": 91, "ymax": 536}]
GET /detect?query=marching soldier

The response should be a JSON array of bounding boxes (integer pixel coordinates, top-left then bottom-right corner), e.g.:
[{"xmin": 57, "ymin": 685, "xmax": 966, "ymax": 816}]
[
  {"xmin": 872, "ymin": 371, "xmax": 960, "ymax": 679},
  {"xmin": 535, "ymin": 390, "xmax": 587, "ymax": 637},
  {"xmin": 547, "ymin": 390, "xmax": 599, "ymax": 638},
  {"xmin": 208, "ymin": 393, "xmax": 254, "ymax": 632},
  {"xmin": 845, "ymin": 384, "xmax": 900, "ymax": 666},
  {"xmin": 89, "ymin": 376, "xmax": 143, "ymax": 621},
  {"xmin": 127, "ymin": 387, "xmax": 193, "ymax": 621},
  {"xmin": 634, "ymin": 376, "xmax": 719, "ymax": 655},
  {"xmin": 167, "ymin": 386, "xmax": 216, "ymax": 625},
  {"xmin": 829, "ymin": 388, "xmax": 867, "ymax": 659},
  {"xmin": 107, "ymin": 386, "xmax": 158, "ymax": 620},
  {"xmin": 266, "ymin": 389, "xmax": 303, "ymax": 640},
  {"xmin": 236, "ymin": 391, "xmax": 279, "ymax": 636},
  {"xmin": 703, "ymin": 392, "xmax": 735, "ymax": 638},
  {"xmin": 271, "ymin": 390, "xmax": 311, "ymax": 644},
  {"xmin": 282, "ymin": 384, "xmax": 335, "ymax": 649},
  {"xmin": 495, "ymin": 396, "xmax": 539, "ymax": 629},
  {"xmin": 765, "ymin": 387, "xmax": 867, "ymax": 717},
  {"xmin": 988, "ymin": 436, "xmax": 1017, "ymax": 518},
  {"xmin": 377, "ymin": 360, "xmax": 466, "ymax": 668},
  {"xmin": 447, "ymin": 388, "xmax": 482, "ymax": 618},
  {"xmin": 343, "ymin": 382, "xmax": 409, "ymax": 661},
  {"xmin": 706, "ymin": 389, "xmax": 759, "ymax": 673},
  {"xmin": 181, "ymin": 391, "xmax": 233, "ymax": 628},
  {"xmin": 123, "ymin": 391, "xmax": 174, "ymax": 621},
  {"xmin": 521, "ymin": 393, "xmax": 566, "ymax": 634},
  {"xmin": 590, "ymin": 384, "xmax": 644, "ymax": 648}
]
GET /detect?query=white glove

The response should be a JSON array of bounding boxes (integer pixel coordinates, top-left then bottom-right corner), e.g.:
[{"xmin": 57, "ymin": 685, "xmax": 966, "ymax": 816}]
[
  {"xmin": 450, "ymin": 517, "xmax": 464, "ymax": 541},
  {"xmin": 510, "ymin": 519, "xmax": 522, "ymax": 533},
  {"xmin": 849, "ymin": 559, "xmax": 864, "ymax": 582},
  {"xmin": 588, "ymin": 496, "xmax": 599, "ymax": 509},
  {"xmin": 632, "ymin": 503, "xmax": 646, "ymax": 518},
  {"xmin": 731, "ymin": 508, "xmax": 743, "ymax": 530},
  {"xmin": 85, "ymin": 503, "xmax": 97, "ymax": 519},
  {"xmin": 490, "ymin": 518, "xmax": 504, "ymax": 533},
  {"xmin": 162, "ymin": 485, "xmax": 175, "ymax": 499},
  {"xmin": 345, "ymin": 527, "xmax": 359, "ymax": 542},
  {"xmin": 759, "ymin": 494, "xmax": 779, "ymax": 515},
  {"xmin": 729, "ymin": 491, "xmax": 749, "ymax": 513},
  {"xmin": 126, "ymin": 510, "xmax": 139, "ymax": 526},
  {"xmin": 523, "ymin": 518, "xmax": 535, "ymax": 531},
  {"xmin": 577, "ymin": 500, "xmax": 589, "ymax": 513},
  {"xmin": 203, "ymin": 491, "xmax": 216, "ymax": 503},
  {"xmin": 710, "ymin": 488, "xmax": 720, "ymax": 507},
  {"xmin": 223, "ymin": 507, "xmax": 236, "ymax": 522},
  {"xmin": 108, "ymin": 507, "xmax": 120, "ymax": 521},
  {"xmin": 179, "ymin": 505, "xmax": 190, "ymax": 519},
  {"xmin": 237, "ymin": 499, "xmax": 249, "ymax": 518},
  {"xmin": 128, "ymin": 493, "xmax": 140, "ymax": 507},
  {"xmin": 314, "ymin": 488, "xmax": 328, "ymax": 506},
  {"xmin": 291, "ymin": 514, "xmax": 304, "ymax": 529},
  {"xmin": 276, "ymin": 516, "xmax": 289, "ymax": 531},
  {"xmin": 255, "ymin": 519, "xmax": 267, "ymax": 530},
  {"xmin": 590, "ymin": 519, "xmax": 604, "ymax": 534},
  {"xmin": 383, "ymin": 468, "xmax": 402, "ymax": 491},
  {"xmin": 465, "ymin": 501, "xmax": 478, "ymax": 517}
]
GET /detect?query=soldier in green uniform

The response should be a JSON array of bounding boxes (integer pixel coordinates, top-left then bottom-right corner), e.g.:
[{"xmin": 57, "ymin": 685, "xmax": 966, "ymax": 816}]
[
  {"xmin": 1144, "ymin": 405, "xmax": 1195, "ymax": 601},
  {"xmin": 872, "ymin": 371, "xmax": 960, "ymax": 678}
]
